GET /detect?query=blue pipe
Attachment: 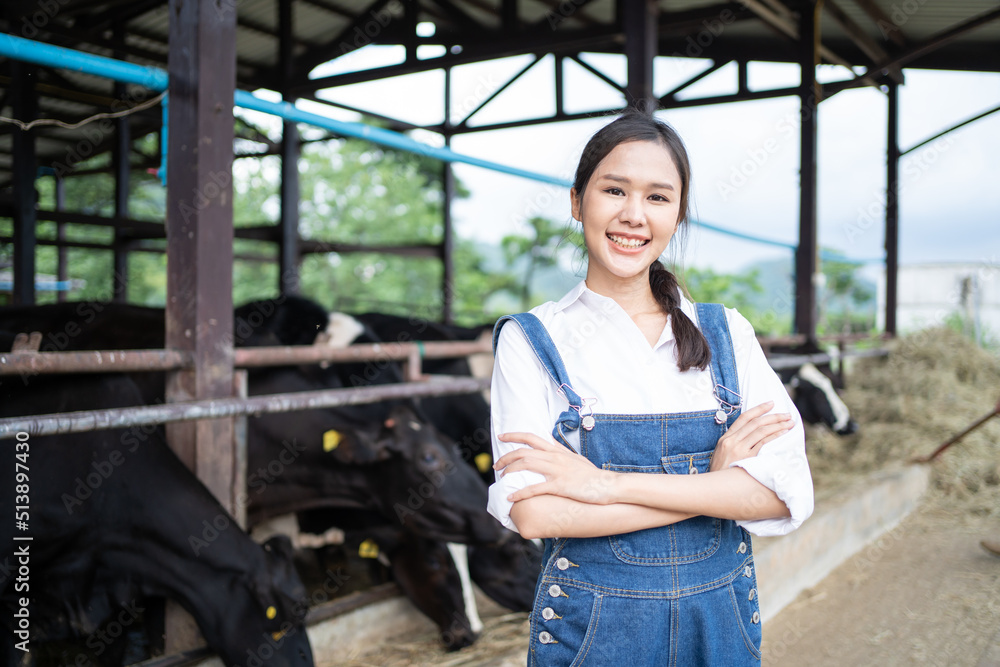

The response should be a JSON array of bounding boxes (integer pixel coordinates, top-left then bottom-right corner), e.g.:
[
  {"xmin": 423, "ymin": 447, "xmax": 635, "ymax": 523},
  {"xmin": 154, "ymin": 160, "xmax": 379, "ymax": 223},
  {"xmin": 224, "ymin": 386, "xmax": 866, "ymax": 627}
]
[
  {"xmin": 691, "ymin": 219, "xmax": 797, "ymax": 250},
  {"xmin": 0, "ymin": 33, "xmax": 168, "ymax": 91},
  {"xmin": 232, "ymin": 91, "xmax": 573, "ymax": 187}
]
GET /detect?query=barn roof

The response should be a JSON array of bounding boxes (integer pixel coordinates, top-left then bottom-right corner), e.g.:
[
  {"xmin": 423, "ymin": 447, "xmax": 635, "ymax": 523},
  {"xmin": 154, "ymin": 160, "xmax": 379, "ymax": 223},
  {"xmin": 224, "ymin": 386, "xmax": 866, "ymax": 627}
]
[{"xmin": 1, "ymin": 0, "xmax": 999, "ymax": 186}]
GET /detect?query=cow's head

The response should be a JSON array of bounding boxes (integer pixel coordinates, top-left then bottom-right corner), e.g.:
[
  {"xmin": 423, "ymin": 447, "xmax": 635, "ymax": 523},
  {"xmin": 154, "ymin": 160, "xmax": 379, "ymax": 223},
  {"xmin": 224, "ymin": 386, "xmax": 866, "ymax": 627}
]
[
  {"xmin": 791, "ymin": 363, "xmax": 859, "ymax": 435},
  {"xmin": 469, "ymin": 529, "xmax": 543, "ymax": 612},
  {"xmin": 345, "ymin": 527, "xmax": 477, "ymax": 650},
  {"xmin": 214, "ymin": 535, "xmax": 314, "ymax": 667},
  {"xmin": 246, "ymin": 368, "xmax": 501, "ymax": 546},
  {"xmin": 354, "ymin": 405, "xmax": 502, "ymax": 545}
]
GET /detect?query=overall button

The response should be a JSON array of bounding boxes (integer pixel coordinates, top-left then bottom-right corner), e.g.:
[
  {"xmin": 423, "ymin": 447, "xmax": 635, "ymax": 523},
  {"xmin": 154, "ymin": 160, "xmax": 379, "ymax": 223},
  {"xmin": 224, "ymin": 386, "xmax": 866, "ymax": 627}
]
[
  {"xmin": 744, "ymin": 565, "xmax": 753, "ymax": 578},
  {"xmin": 748, "ymin": 588, "xmax": 756, "ymax": 601},
  {"xmin": 548, "ymin": 584, "xmax": 566, "ymax": 598},
  {"xmin": 555, "ymin": 557, "xmax": 571, "ymax": 570},
  {"xmin": 738, "ymin": 541, "xmax": 747, "ymax": 554},
  {"xmin": 751, "ymin": 611, "xmax": 760, "ymax": 624},
  {"xmin": 539, "ymin": 631, "xmax": 556, "ymax": 644},
  {"xmin": 541, "ymin": 607, "xmax": 558, "ymax": 621}
]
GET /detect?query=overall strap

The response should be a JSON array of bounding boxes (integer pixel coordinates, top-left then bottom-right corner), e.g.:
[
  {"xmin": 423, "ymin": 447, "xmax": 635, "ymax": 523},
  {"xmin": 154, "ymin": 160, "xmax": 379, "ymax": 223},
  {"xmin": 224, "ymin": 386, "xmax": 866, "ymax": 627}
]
[
  {"xmin": 695, "ymin": 303, "xmax": 742, "ymax": 424},
  {"xmin": 493, "ymin": 313, "xmax": 586, "ymax": 449}
]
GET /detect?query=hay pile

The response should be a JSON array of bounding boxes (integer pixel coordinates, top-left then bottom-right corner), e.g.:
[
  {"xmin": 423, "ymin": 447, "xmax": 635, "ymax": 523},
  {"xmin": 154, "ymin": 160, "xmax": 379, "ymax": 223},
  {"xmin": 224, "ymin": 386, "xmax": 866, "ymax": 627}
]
[{"xmin": 805, "ymin": 327, "xmax": 1000, "ymax": 518}]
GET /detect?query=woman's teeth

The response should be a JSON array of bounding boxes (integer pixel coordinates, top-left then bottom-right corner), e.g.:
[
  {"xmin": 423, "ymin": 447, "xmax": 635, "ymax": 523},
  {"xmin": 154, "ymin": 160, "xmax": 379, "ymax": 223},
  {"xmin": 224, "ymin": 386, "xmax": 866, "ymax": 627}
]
[{"xmin": 608, "ymin": 234, "xmax": 648, "ymax": 249}]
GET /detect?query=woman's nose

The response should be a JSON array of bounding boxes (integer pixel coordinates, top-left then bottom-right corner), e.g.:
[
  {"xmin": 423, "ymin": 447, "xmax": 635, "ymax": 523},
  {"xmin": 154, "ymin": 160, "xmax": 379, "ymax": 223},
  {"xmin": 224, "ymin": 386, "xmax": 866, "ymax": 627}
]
[{"xmin": 619, "ymin": 196, "xmax": 646, "ymax": 226}]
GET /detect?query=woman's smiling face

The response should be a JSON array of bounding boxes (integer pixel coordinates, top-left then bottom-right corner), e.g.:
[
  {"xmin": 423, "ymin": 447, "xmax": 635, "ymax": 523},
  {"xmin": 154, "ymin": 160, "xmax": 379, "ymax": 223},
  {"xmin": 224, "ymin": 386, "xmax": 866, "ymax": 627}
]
[{"xmin": 572, "ymin": 140, "xmax": 683, "ymax": 290}]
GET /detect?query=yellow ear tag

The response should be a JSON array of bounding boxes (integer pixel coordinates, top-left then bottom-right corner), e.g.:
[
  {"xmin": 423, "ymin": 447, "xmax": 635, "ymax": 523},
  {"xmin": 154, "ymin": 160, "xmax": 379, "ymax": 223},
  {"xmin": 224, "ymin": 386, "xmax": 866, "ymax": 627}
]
[
  {"xmin": 358, "ymin": 538, "xmax": 380, "ymax": 559},
  {"xmin": 323, "ymin": 429, "xmax": 342, "ymax": 452},
  {"xmin": 272, "ymin": 630, "xmax": 285, "ymax": 641},
  {"xmin": 474, "ymin": 453, "xmax": 492, "ymax": 474},
  {"xmin": 266, "ymin": 605, "xmax": 277, "ymax": 620}
]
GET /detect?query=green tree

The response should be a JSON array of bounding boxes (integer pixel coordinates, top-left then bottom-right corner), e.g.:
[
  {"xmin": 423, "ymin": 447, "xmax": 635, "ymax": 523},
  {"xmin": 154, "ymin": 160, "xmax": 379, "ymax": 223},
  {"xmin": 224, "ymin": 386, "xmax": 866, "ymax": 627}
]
[{"xmin": 818, "ymin": 252, "xmax": 875, "ymax": 335}]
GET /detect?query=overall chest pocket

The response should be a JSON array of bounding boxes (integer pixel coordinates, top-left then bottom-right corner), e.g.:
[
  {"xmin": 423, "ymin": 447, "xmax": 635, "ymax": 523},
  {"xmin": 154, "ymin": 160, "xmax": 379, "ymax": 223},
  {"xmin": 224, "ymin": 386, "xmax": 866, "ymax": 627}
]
[{"xmin": 604, "ymin": 451, "xmax": 721, "ymax": 566}]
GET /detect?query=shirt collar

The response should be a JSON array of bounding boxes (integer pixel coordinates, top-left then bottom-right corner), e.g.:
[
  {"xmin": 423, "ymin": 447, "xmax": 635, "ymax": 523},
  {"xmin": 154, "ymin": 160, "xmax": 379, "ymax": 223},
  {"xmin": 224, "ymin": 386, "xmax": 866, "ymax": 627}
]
[{"xmin": 553, "ymin": 279, "xmax": 699, "ymax": 350}]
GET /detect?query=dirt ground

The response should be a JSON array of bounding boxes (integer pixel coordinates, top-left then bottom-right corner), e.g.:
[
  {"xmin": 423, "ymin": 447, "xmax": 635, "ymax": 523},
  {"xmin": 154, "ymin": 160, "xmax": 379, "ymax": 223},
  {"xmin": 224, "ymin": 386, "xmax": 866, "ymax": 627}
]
[{"xmin": 761, "ymin": 500, "xmax": 1000, "ymax": 667}]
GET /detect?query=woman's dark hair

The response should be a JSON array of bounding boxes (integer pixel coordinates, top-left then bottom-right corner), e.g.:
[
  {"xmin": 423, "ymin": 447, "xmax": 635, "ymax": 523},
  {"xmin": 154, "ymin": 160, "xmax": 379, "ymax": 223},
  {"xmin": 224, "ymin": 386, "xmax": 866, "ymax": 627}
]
[{"xmin": 573, "ymin": 109, "xmax": 711, "ymax": 372}]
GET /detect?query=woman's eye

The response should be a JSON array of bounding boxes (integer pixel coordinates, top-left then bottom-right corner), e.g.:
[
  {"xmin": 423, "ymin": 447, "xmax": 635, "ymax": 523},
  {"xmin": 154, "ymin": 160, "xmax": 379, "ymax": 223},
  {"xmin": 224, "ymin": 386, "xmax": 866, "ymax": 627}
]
[
  {"xmin": 649, "ymin": 194, "xmax": 669, "ymax": 202},
  {"xmin": 604, "ymin": 187, "xmax": 624, "ymax": 196}
]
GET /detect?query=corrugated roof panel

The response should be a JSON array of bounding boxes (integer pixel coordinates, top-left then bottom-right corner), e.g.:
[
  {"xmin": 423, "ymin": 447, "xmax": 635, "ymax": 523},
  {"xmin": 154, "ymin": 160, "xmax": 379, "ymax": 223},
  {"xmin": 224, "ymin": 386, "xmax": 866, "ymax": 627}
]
[
  {"xmin": 295, "ymin": 2, "xmax": 353, "ymax": 45},
  {"xmin": 127, "ymin": 4, "xmax": 170, "ymax": 41}
]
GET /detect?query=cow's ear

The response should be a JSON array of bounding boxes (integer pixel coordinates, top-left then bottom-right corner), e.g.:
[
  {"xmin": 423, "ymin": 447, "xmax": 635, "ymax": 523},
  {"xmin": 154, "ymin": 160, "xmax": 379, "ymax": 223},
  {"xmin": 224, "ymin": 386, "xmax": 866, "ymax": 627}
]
[{"xmin": 323, "ymin": 426, "xmax": 391, "ymax": 464}]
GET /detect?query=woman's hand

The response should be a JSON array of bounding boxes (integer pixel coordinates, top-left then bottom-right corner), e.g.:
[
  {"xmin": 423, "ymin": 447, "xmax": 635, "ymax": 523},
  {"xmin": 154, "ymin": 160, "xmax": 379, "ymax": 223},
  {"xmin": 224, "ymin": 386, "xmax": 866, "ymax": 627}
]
[
  {"xmin": 494, "ymin": 432, "xmax": 617, "ymax": 505},
  {"xmin": 710, "ymin": 400, "xmax": 794, "ymax": 472}
]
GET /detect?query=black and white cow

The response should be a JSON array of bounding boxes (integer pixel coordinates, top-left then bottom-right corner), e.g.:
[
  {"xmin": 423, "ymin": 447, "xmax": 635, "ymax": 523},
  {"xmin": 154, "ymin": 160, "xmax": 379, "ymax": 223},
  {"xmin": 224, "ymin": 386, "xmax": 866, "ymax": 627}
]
[
  {"xmin": 777, "ymin": 362, "xmax": 858, "ymax": 436},
  {"xmin": 0, "ymin": 371, "xmax": 314, "ymax": 667}
]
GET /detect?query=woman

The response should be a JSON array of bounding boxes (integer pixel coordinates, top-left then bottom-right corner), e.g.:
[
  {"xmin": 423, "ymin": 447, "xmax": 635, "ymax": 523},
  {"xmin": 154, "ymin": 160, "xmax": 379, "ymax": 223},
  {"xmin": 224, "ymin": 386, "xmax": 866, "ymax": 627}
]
[{"xmin": 488, "ymin": 110, "xmax": 814, "ymax": 666}]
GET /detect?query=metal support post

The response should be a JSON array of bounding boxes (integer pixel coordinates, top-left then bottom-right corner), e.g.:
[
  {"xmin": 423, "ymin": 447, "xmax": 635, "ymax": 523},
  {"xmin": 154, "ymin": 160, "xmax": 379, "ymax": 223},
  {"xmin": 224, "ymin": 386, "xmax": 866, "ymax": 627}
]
[
  {"xmin": 165, "ymin": 0, "xmax": 237, "ymax": 514},
  {"xmin": 622, "ymin": 0, "xmax": 658, "ymax": 111},
  {"xmin": 164, "ymin": 0, "xmax": 237, "ymax": 648},
  {"xmin": 794, "ymin": 0, "xmax": 822, "ymax": 343},
  {"xmin": 442, "ymin": 66, "xmax": 455, "ymax": 324},
  {"xmin": 112, "ymin": 21, "xmax": 130, "ymax": 303},
  {"xmin": 279, "ymin": 0, "xmax": 300, "ymax": 295},
  {"xmin": 11, "ymin": 55, "xmax": 37, "ymax": 306},
  {"xmin": 112, "ymin": 87, "xmax": 131, "ymax": 301},
  {"xmin": 55, "ymin": 176, "xmax": 67, "ymax": 303},
  {"xmin": 885, "ymin": 82, "xmax": 900, "ymax": 336}
]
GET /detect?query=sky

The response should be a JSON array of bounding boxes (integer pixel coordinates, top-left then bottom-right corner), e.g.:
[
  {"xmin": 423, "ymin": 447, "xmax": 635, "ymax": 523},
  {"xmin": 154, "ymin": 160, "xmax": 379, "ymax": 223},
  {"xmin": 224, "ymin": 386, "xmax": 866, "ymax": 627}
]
[{"xmin": 244, "ymin": 39, "xmax": 1000, "ymax": 280}]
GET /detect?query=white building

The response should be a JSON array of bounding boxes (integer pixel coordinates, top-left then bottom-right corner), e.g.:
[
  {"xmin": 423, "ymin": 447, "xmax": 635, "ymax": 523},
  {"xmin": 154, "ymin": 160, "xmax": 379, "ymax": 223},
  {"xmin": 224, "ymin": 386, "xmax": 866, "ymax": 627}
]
[{"xmin": 877, "ymin": 263, "xmax": 1000, "ymax": 343}]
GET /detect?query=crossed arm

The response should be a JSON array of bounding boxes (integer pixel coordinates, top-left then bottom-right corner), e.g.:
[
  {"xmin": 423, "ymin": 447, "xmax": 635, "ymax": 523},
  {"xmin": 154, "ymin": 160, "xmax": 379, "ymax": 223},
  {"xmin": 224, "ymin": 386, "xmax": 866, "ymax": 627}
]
[{"xmin": 494, "ymin": 402, "xmax": 794, "ymax": 540}]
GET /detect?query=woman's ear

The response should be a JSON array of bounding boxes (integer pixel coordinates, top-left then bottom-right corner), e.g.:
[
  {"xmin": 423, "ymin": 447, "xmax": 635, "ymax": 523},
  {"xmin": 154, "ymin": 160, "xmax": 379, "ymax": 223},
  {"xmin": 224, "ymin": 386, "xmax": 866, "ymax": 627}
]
[{"xmin": 570, "ymin": 187, "xmax": 581, "ymax": 221}]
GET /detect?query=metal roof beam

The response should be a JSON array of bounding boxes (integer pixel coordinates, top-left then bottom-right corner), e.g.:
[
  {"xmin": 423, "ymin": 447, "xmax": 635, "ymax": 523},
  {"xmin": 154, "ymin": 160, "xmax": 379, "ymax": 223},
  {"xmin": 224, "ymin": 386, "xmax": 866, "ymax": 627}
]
[
  {"xmin": 823, "ymin": 0, "xmax": 903, "ymax": 83},
  {"xmin": 75, "ymin": 0, "xmax": 164, "ymax": 33},
  {"xmin": 456, "ymin": 54, "xmax": 541, "ymax": 128},
  {"xmin": 289, "ymin": 0, "xmax": 401, "ymax": 81},
  {"xmin": 831, "ymin": 5, "xmax": 1000, "ymax": 91},
  {"xmin": 568, "ymin": 53, "xmax": 624, "ymax": 92},
  {"xmin": 852, "ymin": 0, "xmax": 908, "ymax": 48},
  {"xmin": 741, "ymin": 0, "xmax": 883, "ymax": 87},
  {"xmin": 288, "ymin": 25, "xmax": 619, "ymax": 93},
  {"xmin": 429, "ymin": 0, "xmax": 483, "ymax": 31},
  {"xmin": 301, "ymin": 93, "xmax": 427, "ymax": 132},
  {"xmin": 296, "ymin": 0, "xmax": 355, "ymax": 20},
  {"xmin": 533, "ymin": 0, "xmax": 604, "ymax": 28},
  {"xmin": 659, "ymin": 60, "xmax": 726, "ymax": 104}
]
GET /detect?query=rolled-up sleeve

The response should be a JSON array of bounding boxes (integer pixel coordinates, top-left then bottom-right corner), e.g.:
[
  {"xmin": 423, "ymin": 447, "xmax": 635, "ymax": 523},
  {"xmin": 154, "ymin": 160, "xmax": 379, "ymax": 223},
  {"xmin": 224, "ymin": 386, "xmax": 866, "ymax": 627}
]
[
  {"xmin": 487, "ymin": 323, "xmax": 556, "ymax": 534},
  {"xmin": 727, "ymin": 310, "xmax": 815, "ymax": 537}
]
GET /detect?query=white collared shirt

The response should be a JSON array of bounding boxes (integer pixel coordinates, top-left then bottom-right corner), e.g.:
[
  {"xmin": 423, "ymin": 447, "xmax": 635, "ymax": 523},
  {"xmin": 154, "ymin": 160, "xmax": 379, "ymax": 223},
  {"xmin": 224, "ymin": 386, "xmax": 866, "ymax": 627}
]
[{"xmin": 488, "ymin": 280, "xmax": 814, "ymax": 537}]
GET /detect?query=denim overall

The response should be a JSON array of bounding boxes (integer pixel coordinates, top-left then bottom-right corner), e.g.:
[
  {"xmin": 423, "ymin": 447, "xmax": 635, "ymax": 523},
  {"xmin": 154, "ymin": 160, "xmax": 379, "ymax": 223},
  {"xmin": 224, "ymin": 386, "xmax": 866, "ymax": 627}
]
[{"xmin": 493, "ymin": 304, "xmax": 761, "ymax": 666}]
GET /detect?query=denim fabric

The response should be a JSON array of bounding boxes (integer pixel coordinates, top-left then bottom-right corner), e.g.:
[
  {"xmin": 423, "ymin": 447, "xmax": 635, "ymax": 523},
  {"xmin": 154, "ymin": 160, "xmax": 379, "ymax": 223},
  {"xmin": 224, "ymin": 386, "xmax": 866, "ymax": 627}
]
[{"xmin": 494, "ymin": 304, "xmax": 762, "ymax": 666}]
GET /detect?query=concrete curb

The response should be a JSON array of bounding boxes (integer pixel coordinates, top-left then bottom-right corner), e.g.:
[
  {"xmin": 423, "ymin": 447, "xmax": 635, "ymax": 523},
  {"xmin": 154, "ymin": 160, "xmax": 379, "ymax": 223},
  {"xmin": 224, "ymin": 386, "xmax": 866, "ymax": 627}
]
[{"xmin": 753, "ymin": 464, "xmax": 931, "ymax": 622}]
